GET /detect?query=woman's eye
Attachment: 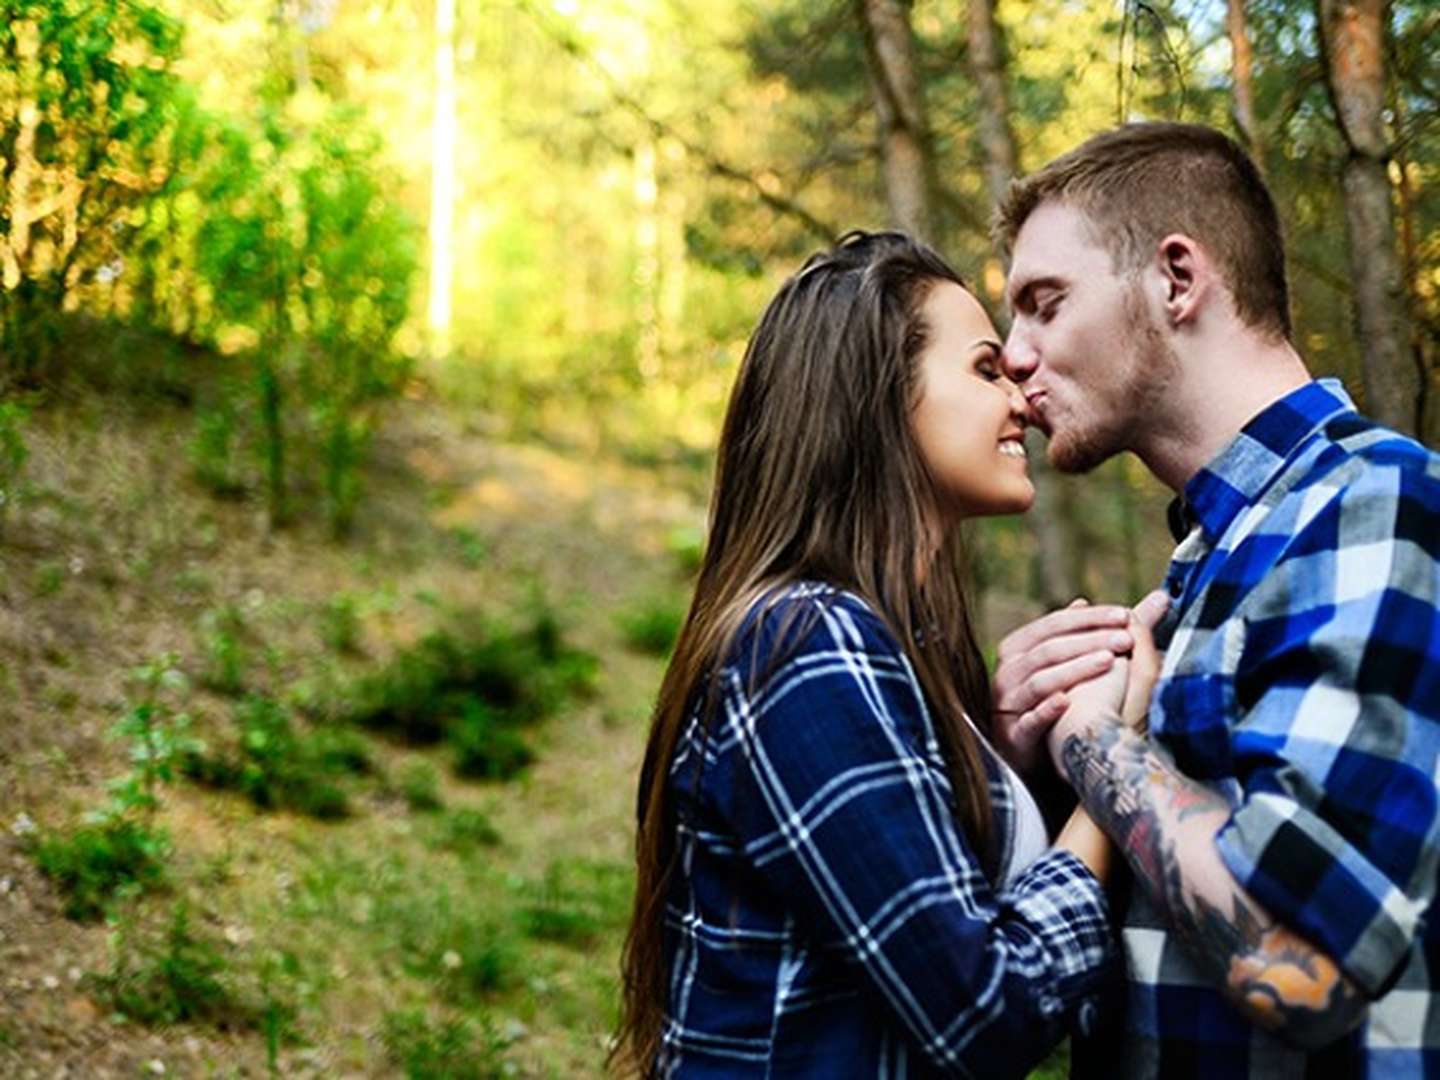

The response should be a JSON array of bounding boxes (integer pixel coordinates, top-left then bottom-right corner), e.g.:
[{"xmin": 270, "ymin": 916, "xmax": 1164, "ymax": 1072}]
[{"xmin": 975, "ymin": 357, "xmax": 1001, "ymax": 381}]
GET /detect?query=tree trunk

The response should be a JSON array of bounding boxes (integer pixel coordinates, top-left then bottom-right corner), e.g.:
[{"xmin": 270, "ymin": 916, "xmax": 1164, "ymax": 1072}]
[
  {"xmin": 1317, "ymin": 0, "xmax": 1420, "ymax": 435},
  {"xmin": 856, "ymin": 0, "xmax": 937, "ymax": 244},
  {"xmin": 1226, "ymin": 0, "xmax": 1265, "ymax": 172},
  {"xmin": 427, "ymin": 0, "xmax": 457, "ymax": 357},
  {"xmin": 966, "ymin": 0, "xmax": 1087, "ymax": 605}
]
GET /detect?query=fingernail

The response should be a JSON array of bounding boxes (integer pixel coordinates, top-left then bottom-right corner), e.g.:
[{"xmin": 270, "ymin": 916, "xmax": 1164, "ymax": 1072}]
[{"xmin": 1110, "ymin": 633, "xmax": 1132, "ymax": 649}]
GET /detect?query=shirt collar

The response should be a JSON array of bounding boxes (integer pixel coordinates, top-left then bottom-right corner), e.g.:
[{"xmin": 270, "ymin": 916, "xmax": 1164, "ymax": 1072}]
[{"xmin": 1178, "ymin": 378, "xmax": 1356, "ymax": 543}]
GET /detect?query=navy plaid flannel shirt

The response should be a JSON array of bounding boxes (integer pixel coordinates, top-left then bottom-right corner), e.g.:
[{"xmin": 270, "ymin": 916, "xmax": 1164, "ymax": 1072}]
[
  {"xmin": 1082, "ymin": 379, "xmax": 1440, "ymax": 1077},
  {"xmin": 658, "ymin": 584, "xmax": 1117, "ymax": 1078}
]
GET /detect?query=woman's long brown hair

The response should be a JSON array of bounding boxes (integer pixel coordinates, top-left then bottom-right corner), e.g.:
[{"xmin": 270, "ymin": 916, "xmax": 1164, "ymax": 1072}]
[{"xmin": 612, "ymin": 232, "xmax": 997, "ymax": 1075}]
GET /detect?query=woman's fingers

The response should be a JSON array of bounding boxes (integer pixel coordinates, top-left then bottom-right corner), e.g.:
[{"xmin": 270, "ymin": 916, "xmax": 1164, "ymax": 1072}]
[{"xmin": 995, "ymin": 602, "xmax": 1131, "ymax": 665}]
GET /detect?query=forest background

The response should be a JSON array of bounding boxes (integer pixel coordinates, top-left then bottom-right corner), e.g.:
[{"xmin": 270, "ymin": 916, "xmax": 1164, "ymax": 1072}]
[{"xmin": 0, "ymin": 0, "xmax": 1434, "ymax": 1075}]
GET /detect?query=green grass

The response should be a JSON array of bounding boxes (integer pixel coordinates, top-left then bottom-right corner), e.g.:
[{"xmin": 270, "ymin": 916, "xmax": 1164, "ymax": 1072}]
[
  {"xmin": 91, "ymin": 904, "xmax": 244, "ymax": 1027},
  {"xmin": 381, "ymin": 1008, "xmax": 508, "ymax": 1079},
  {"xmin": 614, "ymin": 591, "xmax": 686, "ymax": 656}
]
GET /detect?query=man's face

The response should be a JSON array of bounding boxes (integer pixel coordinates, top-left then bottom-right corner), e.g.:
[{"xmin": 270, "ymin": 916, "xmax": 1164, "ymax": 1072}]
[{"xmin": 1001, "ymin": 201, "xmax": 1177, "ymax": 473}]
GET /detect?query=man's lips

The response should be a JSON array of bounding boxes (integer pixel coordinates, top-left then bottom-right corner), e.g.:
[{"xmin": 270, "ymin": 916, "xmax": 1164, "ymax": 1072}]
[{"xmin": 1023, "ymin": 390, "xmax": 1051, "ymax": 434}]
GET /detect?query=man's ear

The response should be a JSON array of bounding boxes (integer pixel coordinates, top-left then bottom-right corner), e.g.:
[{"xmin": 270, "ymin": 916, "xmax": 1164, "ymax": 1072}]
[{"xmin": 1154, "ymin": 233, "xmax": 1210, "ymax": 327}]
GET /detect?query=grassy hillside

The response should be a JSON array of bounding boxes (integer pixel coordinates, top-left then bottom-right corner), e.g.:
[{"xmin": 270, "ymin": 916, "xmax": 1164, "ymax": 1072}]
[{"xmin": 0, "ymin": 343, "xmax": 705, "ymax": 1076}]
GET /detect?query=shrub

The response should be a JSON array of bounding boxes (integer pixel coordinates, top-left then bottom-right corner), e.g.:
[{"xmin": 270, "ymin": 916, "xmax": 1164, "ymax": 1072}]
[
  {"xmin": 449, "ymin": 702, "xmax": 533, "ymax": 782},
  {"xmin": 184, "ymin": 697, "xmax": 358, "ymax": 820},
  {"xmin": 31, "ymin": 819, "xmax": 168, "ymax": 922},
  {"xmin": 343, "ymin": 608, "xmax": 596, "ymax": 746}
]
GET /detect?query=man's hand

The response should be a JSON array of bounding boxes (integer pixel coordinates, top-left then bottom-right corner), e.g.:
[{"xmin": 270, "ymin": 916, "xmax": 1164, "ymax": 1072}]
[
  {"xmin": 992, "ymin": 599, "xmax": 1133, "ymax": 777},
  {"xmin": 1048, "ymin": 590, "xmax": 1170, "ymax": 763}
]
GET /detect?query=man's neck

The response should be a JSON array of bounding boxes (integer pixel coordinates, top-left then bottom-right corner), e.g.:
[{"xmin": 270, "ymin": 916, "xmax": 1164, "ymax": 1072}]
[{"xmin": 1137, "ymin": 332, "xmax": 1311, "ymax": 493}]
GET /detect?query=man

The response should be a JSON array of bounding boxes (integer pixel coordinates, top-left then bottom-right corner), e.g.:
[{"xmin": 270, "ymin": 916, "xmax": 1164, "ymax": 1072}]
[{"xmin": 989, "ymin": 122, "xmax": 1440, "ymax": 1076}]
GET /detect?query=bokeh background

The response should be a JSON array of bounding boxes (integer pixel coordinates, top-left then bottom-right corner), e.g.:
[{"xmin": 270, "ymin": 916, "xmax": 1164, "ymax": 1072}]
[{"xmin": 0, "ymin": 0, "xmax": 1434, "ymax": 1074}]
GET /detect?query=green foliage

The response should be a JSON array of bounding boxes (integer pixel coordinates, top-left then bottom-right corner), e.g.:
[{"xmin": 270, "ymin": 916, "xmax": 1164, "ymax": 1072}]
[
  {"xmin": 184, "ymin": 696, "xmax": 361, "ymax": 820},
  {"xmin": 381, "ymin": 1008, "xmax": 507, "ymax": 1080},
  {"xmin": 30, "ymin": 819, "xmax": 168, "ymax": 922},
  {"xmin": 342, "ymin": 606, "xmax": 596, "ymax": 751},
  {"xmin": 0, "ymin": 0, "xmax": 184, "ymax": 378},
  {"xmin": 449, "ymin": 702, "xmax": 534, "ymax": 781},
  {"xmin": 399, "ymin": 760, "xmax": 444, "ymax": 813},
  {"xmin": 91, "ymin": 903, "xmax": 243, "ymax": 1027},
  {"xmin": 30, "ymin": 654, "xmax": 199, "ymax": 920},
  {"xmin": 615, "ymin": 591, "xmax": 686, "ymax": 656}
]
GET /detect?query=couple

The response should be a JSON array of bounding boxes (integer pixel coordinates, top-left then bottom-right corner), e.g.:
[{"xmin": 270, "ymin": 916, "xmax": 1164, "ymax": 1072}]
[{"xmin": 614, "ymin": 122, "xmax": 1440, "ymax": 1078}]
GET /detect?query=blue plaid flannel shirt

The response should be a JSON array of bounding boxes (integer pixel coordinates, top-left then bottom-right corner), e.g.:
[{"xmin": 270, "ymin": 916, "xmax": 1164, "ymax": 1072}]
[
  {"xmin": 658, "ymin": 583, "xmax": 1117, "ymax": 1078},
  {"xmin": 1079, "ymin": 379, "xmax": 1440, "ymax": 1077}
]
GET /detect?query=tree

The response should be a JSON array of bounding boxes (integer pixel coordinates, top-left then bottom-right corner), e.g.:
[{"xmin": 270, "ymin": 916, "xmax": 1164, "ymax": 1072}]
[
  {"xmin": 1317, "ymin": 0, "xmax": 1422, "ymax": 434},
  {"xmin": 856, "ymin": 0, "xmax": 937, "ymax": 243}
]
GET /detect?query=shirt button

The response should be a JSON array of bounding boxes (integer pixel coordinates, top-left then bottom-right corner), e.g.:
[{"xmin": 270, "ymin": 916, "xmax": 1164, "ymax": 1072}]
[{"xmin": 1167, "ymin": 578, "xmax": 1183, "ymax": 598}]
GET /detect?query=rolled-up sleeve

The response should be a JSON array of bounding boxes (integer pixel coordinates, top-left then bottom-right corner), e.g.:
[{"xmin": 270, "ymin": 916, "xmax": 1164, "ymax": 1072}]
[
  {"xmin": 718, "ymin": 595, "xmax": 1116, "ymax": 1077},
  {"xmin": 1215, "ymin": 464, "xmax": 1440, "ymax": 997}
]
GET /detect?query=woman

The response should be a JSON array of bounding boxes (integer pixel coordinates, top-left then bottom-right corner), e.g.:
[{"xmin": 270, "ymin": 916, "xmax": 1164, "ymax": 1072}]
[{"xmin": 615, "ymin": 232, "xmax": 1139, "ymax": 1077}]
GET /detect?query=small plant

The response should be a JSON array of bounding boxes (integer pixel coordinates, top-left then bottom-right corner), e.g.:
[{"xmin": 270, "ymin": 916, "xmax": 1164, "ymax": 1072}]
[
  {"xmin": 184, "ymin": 697, "xmax": 356, "ymax": 820},
  {"xmin": 319, "ymin": 594, "xmax": 363, "ymax": 655},
  {"xmin": 199, "ymin": 604, "xmax": 248, "ymax": 696},
  {"xmin": 427, "ymin": 807, "xmax": 500, "ymax": 854},
  {"xmin": 31, "ymin": 655, "xmax": 197, "ymax": 919},
  {"xmin": 381, "ymin": 1008, "xmax": 507, "ymax": 1079},
  {"xmin": 449, "ymin": 702, "xmax": 533, "ymax": 781},
  {"xmin": 615, "ymin": 592, "xmax": 686, "ymax": 656},
  {"xmin": 399, "ymin": 760, "xmax": 444, "ymax": 812},
  {"xmin": 91, "ymin": 903, "xmax": 241, "ymax": 1027},
  {"xmin": 30, "ymin": 819, "xmax": 168, "ymax": 921}
]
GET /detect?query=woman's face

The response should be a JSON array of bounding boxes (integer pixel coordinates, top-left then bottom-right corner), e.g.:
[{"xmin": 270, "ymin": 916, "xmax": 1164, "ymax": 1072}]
[{"xmin": 910, "ymin": 281, "xmax": 1034, "ymax": 521}]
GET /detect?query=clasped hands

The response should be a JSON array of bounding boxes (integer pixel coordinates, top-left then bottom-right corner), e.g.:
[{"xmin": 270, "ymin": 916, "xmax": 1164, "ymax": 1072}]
[{"xmin": 991, "ymin": 590, "xmax": 1171, "ymax": 779}]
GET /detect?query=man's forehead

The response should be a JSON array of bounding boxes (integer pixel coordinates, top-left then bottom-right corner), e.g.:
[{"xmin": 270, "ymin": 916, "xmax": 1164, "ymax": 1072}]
[{"xmin": 1006, "ymin": 203, "xmax": 1111, "ymax": 292}]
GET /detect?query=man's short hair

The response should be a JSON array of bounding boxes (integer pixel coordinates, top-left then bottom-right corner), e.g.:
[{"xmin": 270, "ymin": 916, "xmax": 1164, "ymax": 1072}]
[{"xmin": 994, "ymin": 122, "xmax": 1292, "ymax": 341}]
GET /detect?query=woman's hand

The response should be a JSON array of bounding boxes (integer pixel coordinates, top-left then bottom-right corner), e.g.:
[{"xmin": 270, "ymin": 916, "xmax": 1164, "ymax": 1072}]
[{"xmin": 991, "ymin": 599, "xmax": 1133, "ymax": 777}]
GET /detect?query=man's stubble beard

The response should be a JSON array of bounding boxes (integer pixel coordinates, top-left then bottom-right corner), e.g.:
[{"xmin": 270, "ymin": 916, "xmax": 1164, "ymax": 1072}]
[{"xmin": 1049, "ymin": 286, "xmax": 1179, "ymax": 475}]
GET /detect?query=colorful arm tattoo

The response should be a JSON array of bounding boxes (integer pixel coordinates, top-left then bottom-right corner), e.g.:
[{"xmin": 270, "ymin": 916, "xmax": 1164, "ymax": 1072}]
[{"xmin": 1058, "ymin": 719, "xmax": 1368, "ymax": 1048}]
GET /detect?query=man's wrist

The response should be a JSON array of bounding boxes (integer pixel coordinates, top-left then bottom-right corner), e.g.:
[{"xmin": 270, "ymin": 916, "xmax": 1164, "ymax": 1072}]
[{"xmin": 1047, "ymin": 705, "xmax": 1124, "ymax": 778}]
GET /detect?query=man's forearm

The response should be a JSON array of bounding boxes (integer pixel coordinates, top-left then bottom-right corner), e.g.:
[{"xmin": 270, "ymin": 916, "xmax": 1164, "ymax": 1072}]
[{"xmin": 1054, "ymin": 714, "xmax": 1368, "ymax": 1048}]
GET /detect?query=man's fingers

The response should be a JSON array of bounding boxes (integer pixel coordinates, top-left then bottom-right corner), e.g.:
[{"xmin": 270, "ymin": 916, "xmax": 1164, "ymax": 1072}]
[
  {"xmin": 1132, "ymin": 589, "xmax": 1170, "ymax": 631},
  {"xmin": 996, "ymin": 603, "xmax": 1131, "ymax": 661}
]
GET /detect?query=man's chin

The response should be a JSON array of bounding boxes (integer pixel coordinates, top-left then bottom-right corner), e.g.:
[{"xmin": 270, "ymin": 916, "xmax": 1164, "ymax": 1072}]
[{"xmin": 1047, "ymin": 431, "xmax": 1112, "ymax": 475}]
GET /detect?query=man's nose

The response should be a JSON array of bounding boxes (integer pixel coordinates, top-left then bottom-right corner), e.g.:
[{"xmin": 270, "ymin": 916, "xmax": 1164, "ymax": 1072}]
[{"xmin": 1001, "ymin": 328, "xmax": 1036, "ymax": 384}]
